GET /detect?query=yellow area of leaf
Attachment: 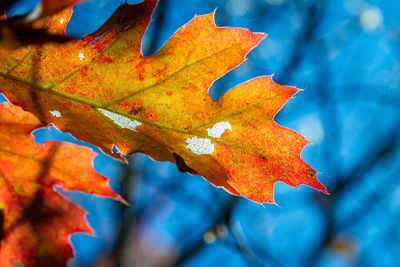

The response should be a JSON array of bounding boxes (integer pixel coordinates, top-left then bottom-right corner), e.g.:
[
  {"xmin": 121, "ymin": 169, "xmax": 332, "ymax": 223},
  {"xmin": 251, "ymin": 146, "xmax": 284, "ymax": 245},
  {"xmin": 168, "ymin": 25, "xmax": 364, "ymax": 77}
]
[
  {"xmin": 0, "ymin": 0, "xmax": 326, "ymax": 203},
  {"xmin": 0, "ymin": 102, "xmax": 121, "ymax": 267}
]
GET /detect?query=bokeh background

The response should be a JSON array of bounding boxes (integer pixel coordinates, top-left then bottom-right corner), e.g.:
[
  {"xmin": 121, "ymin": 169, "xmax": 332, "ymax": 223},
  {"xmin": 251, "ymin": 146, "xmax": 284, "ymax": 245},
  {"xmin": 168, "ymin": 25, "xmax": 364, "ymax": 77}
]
[{"xmin": 2, "ymin": 0, "xmax": 400, "ymax": 266}]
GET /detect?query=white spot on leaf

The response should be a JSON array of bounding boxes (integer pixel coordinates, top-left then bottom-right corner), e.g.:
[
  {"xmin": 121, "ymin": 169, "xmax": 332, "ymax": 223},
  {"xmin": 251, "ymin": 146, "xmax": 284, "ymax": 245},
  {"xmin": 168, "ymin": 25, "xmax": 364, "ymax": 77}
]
[
  {"xmin": 49, "ymin": 110, "xmax": 62, "ymax": 117},
  {"xmin": 98, "ymin": 108, "xmax": 141, "ymax": 131},
  {"xmin": 207, "ymin": 121, "xmax": 232, "ymax": 138},
  {"xmin": 79, "ymin": 52, "xmax": 85, "ymax": 60},
  {"xmin": 186, "ymin": 137, "xmax": 215, "ymax": 155},
  {"xmin": 60, "ymin": 19, "xmax": 64, "ymax": 24}
]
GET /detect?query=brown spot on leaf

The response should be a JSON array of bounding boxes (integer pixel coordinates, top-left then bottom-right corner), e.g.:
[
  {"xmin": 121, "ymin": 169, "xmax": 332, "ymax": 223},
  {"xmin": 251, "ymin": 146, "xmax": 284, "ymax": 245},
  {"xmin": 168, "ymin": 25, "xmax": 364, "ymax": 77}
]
[{"xmin": 129, "ymin": 106, "xmax": 144, "ymax": 115}]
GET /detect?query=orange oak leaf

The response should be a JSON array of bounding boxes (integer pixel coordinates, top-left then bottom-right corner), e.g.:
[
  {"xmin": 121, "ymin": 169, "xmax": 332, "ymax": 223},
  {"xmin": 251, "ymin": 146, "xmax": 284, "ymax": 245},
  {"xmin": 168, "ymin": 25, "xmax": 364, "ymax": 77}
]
[
  {"xmin": 0, "ymin": 0, "xmax": 327, "ymax": 203},
  {"xmin": 0, "ymin": 102, "xmax": 122, "ymax": 267}
]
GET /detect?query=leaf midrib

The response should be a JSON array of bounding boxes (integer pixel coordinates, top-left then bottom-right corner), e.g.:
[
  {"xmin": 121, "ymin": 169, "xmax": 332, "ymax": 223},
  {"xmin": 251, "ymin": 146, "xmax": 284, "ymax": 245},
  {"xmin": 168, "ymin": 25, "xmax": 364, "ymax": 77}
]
[{"xmin": 0, "ymin": 73, "xmax": 284, "ymax": 156}]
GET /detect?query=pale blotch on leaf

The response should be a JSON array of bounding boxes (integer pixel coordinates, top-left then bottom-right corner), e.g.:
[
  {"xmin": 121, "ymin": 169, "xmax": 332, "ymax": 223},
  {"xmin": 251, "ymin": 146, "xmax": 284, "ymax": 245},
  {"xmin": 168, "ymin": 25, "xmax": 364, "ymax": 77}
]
[
  {"xmin": 186, "ymin": 136, "xmax": 215, "ymax": 155},
  {"xmin": 98, "ymin": 108, "xmax": 141, "ymax": 131},
  {"xmin": 60, "ymin": 19, "xmax": 64, "ymax": 24},
  {"xmin": 207, "ymin": 121, "xmax": 232, "ymax": 138},
  {"xmin": 49, "ymin": 110, "xmax": 62, "ymax": 117},
  {"xmin": 79, "ymin": 52, "xmax": 85, "ymax": 61}
]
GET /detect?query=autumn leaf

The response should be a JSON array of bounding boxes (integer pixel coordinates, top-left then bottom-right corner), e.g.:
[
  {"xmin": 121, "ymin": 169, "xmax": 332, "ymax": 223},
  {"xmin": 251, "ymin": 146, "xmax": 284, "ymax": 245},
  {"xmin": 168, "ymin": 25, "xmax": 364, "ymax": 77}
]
[
  {"xmin": 0, "ymin": 0, "xmax": 327, "ymax": 203},
  {"xmin": 0, "ymin": 0, "xmax": 83, "ymax": 50},
  {"xmin": 0, "ymin": 102, "xmax": 122, "ymax": 267}
]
